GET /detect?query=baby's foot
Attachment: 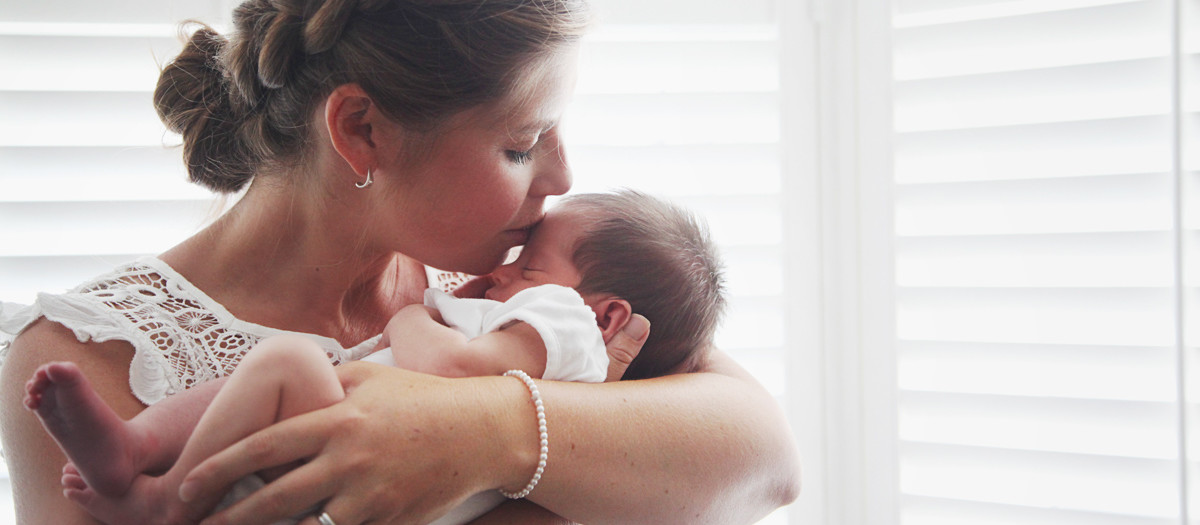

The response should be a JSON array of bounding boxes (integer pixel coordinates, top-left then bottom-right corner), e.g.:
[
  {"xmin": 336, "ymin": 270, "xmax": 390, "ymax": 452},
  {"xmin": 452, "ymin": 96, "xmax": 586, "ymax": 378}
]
[
  {"xmin": 62, "ymin": 463, "xmax": 87, "ymax": 493},
  {"xmin": 25, "ymin": 362, "xmax": 144, "ymax": 497},
  {"xmin": 67, "ymin": 471, "xmax": 199, "ymax": 525}
]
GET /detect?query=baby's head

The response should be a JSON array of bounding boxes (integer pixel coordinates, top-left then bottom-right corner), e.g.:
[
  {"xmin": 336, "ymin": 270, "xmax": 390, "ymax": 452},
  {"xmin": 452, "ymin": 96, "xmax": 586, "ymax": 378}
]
[{"xmin": 485, "ymin": 189, "xmax": 727, "ymax": 380}]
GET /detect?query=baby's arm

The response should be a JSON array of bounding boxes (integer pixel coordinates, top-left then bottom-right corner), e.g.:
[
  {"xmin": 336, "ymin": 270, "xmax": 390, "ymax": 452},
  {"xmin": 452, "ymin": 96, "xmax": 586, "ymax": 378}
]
[{"xmin": 385, "ymin": 304, "xmax": 548, "ymax": 378}]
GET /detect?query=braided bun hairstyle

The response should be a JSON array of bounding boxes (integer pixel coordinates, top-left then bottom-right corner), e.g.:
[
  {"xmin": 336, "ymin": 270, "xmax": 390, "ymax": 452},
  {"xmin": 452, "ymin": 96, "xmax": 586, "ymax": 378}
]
[{"xmin": 154, "ymin": 0, "xmax": 591, "ymax": 194}]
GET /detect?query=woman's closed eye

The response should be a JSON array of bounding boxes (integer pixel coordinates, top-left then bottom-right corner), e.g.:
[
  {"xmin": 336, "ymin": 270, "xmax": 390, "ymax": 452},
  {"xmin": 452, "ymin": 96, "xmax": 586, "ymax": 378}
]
[
  {"xmin": 506, "ymin": 149, "xmax": 534, "ymax": 165},
  {"xmin": 506, "ymin": 131, "xmax": 546, "ymax": 165}
]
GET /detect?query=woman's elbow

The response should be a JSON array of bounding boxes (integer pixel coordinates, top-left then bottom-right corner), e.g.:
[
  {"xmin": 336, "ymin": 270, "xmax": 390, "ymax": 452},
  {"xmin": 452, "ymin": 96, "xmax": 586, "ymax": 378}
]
[
  {"xmin": 754, "ymin": 398, "xmax": 803, "ymax": 510},
  {"xmin": 773, "ymin": 449, "xmax": 802, "ymax": 507}
]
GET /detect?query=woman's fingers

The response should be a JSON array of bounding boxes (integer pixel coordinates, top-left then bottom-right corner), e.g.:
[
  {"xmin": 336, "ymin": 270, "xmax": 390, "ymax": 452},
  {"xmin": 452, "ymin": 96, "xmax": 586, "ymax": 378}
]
[
  {"xmin": 604, "ymin": 314, "xmax": 649, "ymax": 381},
  {"xmin": 180, "ymin": 408, "xmax": 342, "ymax": 519},
  {"xmin": 334, "ymin": 360, "xmax": 385, "ymax": 392},
  {"xmin": 200, "ymin": 458, "xmax": 346, "ymax": 525},
  {"xmin": 190, "ymin": 367, "xmax": 493, "ymax": 524}
]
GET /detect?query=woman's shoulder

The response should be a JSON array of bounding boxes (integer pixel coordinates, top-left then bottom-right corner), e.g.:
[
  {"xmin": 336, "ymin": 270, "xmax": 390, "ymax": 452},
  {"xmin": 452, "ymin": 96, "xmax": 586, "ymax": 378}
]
[
  {"xmin": 4, "ymin": 317, "xmax": 138, "ymax": 379},
  {"xmin": 0, "ymin": 257, "xmax": 232, "ymax": 404},
  {"xmin": 0, "ymin": 257, "xmax": 185, "ymax": 358},
  {"xmin": 0, "ymin": 316, "xmax": 143, "ymax": 525},
  {"xmin": 0, "ymin": 259, "xmax": 164, "ymax": 368}
]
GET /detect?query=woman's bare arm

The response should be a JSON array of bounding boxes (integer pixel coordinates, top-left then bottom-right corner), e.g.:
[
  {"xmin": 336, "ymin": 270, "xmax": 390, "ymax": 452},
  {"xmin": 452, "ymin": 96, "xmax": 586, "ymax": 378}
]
[
  {"xmin": 468, "ymin": 350, "xmax": 800, "ymax": 525},
  {"xmin": 182, "ymin": 348, "xmax": 800, "ymax": 525},
  {"xmin": 525, "ymin": 348, "xmax": 801, "ymax": 524},
  {"xmin": 0, "ymin": 319, "xmax": 146, "ymax": 524},
  {"xmin": 468, "ymin": 500, "xmax": 573, "ymax": 525}
]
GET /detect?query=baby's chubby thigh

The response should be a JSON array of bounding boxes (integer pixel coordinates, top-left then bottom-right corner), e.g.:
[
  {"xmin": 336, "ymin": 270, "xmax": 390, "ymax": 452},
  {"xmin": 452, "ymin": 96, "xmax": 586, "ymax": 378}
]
[
  {"xmin": 228, "ymin": 334, "xmax": 346, "ymax": 431},
  {"xmin": 236, "ymin": 334, "xmax": 337, "ymax": 384},
  {"xmin": 231, "ymin": 335, "xmax": 345, "ymax": 479}
]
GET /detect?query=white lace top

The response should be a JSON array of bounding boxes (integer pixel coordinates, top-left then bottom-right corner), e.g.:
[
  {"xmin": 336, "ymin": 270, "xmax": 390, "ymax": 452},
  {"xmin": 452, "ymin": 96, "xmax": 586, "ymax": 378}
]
[{"xmin": 0, "ymin": 257, "xmax": 466, "ymax": 405}]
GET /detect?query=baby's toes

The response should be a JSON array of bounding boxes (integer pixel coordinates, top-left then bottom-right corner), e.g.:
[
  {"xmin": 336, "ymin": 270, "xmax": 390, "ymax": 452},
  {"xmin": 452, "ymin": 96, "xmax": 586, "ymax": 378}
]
[{"xmin": 62, "ymin": 464, "xmax": 88, "ymax": 491}]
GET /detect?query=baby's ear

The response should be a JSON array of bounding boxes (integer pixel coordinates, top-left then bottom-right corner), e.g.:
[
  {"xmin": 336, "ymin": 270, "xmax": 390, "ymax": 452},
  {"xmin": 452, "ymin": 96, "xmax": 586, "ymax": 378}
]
[{"xmin": 589, "ymin": 296, "xmax": 633, "ymax": 344}]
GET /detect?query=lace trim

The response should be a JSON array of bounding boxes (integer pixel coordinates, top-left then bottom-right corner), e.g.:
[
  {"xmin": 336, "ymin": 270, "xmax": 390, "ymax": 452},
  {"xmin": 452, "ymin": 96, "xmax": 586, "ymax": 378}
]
[
  {"xmin": 0, "ymin": 258, "xmax": 391, "ymax": 405},
  {"xmin": 428, "ymin": 267, "xmax": 475, "ymax": 294}
]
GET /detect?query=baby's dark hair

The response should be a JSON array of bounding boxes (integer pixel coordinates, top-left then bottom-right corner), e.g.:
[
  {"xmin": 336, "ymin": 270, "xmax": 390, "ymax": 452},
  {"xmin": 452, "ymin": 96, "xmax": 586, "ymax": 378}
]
[{"xmin": 561, "ymin": 190, "xmax": 726, "ymax": 380}]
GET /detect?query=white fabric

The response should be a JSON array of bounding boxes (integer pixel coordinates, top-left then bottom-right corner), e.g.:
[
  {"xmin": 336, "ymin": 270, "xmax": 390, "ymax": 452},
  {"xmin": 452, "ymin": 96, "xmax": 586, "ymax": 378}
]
[
  {"xmin": 423, "ymin": 285, "xmax": 609, "ymax": 383},
  {"xmin": 0, "ymin": 260, "xmax": 596, "ymax": 524},
  {"xmin": 341, "ymin": 286, "xmax": 611, "ymax": 524},
  {"xmin": 0, "ymin": 257, "xmax": 381, "ymax": 405},
  {"xmin": 358, "ymin": 286, "xmax": 610, "ymax": 383}
]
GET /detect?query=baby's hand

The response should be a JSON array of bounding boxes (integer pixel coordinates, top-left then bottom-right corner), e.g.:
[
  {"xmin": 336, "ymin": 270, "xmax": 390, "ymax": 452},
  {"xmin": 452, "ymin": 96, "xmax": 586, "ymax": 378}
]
[
  {"xmin": 385, "ymin": 305, "xmax": 547, "ymax": 379},
  {"xmin": 383, "ymin": 305, "xmax": 456, "ymax": 371},
  {"xmin": 452, "ymin": 275, "xmax": 492, "ymax": 299}
]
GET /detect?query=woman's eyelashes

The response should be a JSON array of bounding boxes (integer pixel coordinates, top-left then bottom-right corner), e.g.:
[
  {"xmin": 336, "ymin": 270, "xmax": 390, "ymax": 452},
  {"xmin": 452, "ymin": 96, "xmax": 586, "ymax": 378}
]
[
  {"xmin": 506, "ymin": 129, "xmax": 550, "ymax": 165},
  {"xmin": 506, "ymin": 148, "xmax": 534, "ymax": 165}
]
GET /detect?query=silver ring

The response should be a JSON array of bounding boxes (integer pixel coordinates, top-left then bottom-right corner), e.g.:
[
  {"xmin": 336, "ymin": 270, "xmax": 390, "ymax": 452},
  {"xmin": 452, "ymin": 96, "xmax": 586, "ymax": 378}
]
[{"xmin": 317, "ymin": 511, "xmax": 337, "ymax": 525}]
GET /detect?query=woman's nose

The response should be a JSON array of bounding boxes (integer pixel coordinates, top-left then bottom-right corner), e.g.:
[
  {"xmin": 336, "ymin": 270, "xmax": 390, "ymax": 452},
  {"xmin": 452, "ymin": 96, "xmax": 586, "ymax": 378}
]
[{"xmin": 531, "ymin": 131, "xmax": 572, "ymax": 198}]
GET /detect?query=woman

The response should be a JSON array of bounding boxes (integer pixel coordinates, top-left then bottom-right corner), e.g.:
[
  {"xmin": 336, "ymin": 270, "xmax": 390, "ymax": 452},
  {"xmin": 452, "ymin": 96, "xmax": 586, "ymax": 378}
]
[{"xmin": 0, "ymin": 0, "xmax": 801, "ymax": 523}]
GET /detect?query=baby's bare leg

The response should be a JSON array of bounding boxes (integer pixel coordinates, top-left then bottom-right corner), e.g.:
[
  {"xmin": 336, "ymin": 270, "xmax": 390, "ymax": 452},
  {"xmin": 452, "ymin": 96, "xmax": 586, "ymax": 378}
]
[
  {"xmin": 171, "ymin": 335, "xmax": 344, "ymax": 478},
  {"xmin": 25, "ymin": 361, "xmax": 151, "ymax": 497},
  {"xmin": 26, "ymin": 362, "xmax": 230, "ymax": 498},
  {"xmin": 68, "ymin": 335, "xmax": 345, "ymax": 524}
]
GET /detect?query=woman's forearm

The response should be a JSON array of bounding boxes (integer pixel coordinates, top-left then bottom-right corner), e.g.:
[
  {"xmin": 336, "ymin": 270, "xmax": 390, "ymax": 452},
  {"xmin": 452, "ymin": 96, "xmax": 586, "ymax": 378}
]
[
  {"xmin": 468, "ymin": 500, "xmax": 574, "ymax": 525},
  {"xmin": 176, "ymin": 351, "xmax": 800, "ymax": 525},
  {"xmin": 521, "ymin": 350, "xmax": 801, "ymax": 524}
]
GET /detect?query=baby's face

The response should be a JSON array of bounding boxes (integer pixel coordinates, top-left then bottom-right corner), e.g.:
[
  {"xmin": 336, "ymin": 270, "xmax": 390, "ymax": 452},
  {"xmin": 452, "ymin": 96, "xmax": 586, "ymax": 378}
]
[{"xmin": 484, "ymin": 207, "xmax": 585, "ymax": 303}]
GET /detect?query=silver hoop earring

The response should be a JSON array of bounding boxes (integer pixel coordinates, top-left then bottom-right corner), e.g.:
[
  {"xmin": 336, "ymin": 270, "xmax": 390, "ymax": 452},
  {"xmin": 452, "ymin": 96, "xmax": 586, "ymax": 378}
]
[{"xmin": 355, "ymin": 170, "xmax": 374, "ymax": 189}]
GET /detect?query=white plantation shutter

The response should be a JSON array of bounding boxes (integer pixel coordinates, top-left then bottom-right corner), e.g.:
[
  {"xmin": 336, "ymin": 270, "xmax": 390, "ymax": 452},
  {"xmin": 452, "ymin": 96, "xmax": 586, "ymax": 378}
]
[
  {"xmin": 0, "ymin": 2, "xmax": 224, "ymax": 522},
  {"xmin": 0, "ymin": 0, "xmax": 795, "ymax": 523},
  {"xmin": 568, "ymin": 3, "xmax": 788, "ymax": 520},
  {"xmin": 568, "ymin": 6, "xmax": 787, "ymax": 411},
  {"xmin": 0, "ymin": 1, "xmax": 224, "ymax": 306},
  {"xmin": 888, "ymin": 0, "xmax": 1199, "ymax": 523}
]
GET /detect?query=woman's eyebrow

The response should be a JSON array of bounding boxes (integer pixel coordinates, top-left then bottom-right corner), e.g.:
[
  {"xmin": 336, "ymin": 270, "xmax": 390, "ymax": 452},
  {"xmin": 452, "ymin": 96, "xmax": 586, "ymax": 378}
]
[
  {"xmin": 503, "ymin": 119, "xmax": 554, "ymax": 141},
  {"xmin": 518, "ymin": 119, "xmax": 557, "ymax": 135}
]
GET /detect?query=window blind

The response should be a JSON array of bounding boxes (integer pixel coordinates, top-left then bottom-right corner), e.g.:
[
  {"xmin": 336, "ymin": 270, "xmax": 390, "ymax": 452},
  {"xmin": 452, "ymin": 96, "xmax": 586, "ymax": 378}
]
[
  {"xmin": 568, "ymin": 3, "xmax": 788, "ymax": 520},
  {"xmin": 0, "ymin": 1, "xmax": 222, "ymax": 306},
  {"xmin": 890, "ymin": 1, "xmax": 1196, "ymax": 524},
  {"xmin": 0, "ymin": 0, "xmax": 793, "ymax": 523},
  {"xmin": 1, "ymin": 2, "xmax": 223, "ymax": 521}
]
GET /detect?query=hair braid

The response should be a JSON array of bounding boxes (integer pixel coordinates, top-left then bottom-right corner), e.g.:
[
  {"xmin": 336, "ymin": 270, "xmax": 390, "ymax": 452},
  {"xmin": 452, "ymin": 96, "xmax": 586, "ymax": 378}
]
[
  {"xmin": 304, "ymin": 0, "xmax": 358, "ymax": 54},
  {"xmin": 155, "ymin": 0, "xmax": 591, "ymax": 194},
  {"xmin": 258, "ymin": 9, "xmax": 305, "ymax": 89},
  {"xmin": 154, "ymin": 25, "xmax": 258, "ymax": 193}
]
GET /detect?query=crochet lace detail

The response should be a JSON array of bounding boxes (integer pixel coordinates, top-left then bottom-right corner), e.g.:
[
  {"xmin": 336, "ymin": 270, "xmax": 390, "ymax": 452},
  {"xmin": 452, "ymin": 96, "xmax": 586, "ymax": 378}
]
[
  {"xmin": 433, "ymin": 271, "xmax": 474, "ymax": 294},
  {"xmin": 0, "ymin": 258, "xmax": 383, "ymax": 405}
]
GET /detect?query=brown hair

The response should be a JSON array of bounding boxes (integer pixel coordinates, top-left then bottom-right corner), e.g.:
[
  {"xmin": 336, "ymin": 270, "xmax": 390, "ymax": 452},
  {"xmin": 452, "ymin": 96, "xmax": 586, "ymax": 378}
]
[
  {"xmin": 563, "ymin": 190, "xmax": 727, "ymax": 380},
  {"xmin": 154, "ymin": 0, "xmax": 591, "ymax": 193}
]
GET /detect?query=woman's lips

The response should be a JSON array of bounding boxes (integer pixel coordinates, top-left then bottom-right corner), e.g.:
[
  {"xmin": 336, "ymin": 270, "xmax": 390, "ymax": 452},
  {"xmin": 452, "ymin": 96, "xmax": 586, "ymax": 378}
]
[
  {"xmin": 504, "ymin": 217, "xmax": 542, "ymax": 245},
  {"xmin": 502, "ymin": 227, "xmax": 531, "ymax": 246}
]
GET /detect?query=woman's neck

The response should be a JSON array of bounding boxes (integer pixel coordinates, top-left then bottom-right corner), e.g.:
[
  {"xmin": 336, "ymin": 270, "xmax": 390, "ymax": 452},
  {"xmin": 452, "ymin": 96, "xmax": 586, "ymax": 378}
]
[{"xmin": 160, "ymin": 181, "xmax": 426, "ymax": 346}]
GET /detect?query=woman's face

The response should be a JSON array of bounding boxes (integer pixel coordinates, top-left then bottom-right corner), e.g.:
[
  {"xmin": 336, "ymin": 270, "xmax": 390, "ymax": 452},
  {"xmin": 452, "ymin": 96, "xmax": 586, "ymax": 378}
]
[{"xmin": 374, "ymin": 49, "xmax": 579, "ymax": 275}]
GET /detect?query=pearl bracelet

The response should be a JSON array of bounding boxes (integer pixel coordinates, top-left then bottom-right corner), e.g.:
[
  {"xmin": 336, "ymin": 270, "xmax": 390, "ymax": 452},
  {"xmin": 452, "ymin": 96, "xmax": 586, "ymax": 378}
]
[{"xmin": 500, "ymin": 370, "xmax": 548, "ymax": 499}]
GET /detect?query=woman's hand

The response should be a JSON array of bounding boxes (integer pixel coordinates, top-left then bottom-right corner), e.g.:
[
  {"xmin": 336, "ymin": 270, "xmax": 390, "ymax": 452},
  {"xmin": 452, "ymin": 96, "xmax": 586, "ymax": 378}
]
[
  {"xmin": 177, "ymin": 319, "xmax": 648, "ymax": 525},
  {"xmin": 179, "ymin": 363, "xmax": 511, "ymax": 525},
  {"xmin": 604, "ymin": 313, "xmax": 648, "ymax": 382}
]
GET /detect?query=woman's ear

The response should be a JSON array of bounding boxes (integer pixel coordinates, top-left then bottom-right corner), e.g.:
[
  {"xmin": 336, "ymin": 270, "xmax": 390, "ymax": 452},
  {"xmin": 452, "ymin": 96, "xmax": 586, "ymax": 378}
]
[
  {"xmin": 324, "ymin": 83, "xmax": 379, "ymax": 184},
  {"xmin": 590, "ymin": 297, "xmax": 633, "ymax": 344}
]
